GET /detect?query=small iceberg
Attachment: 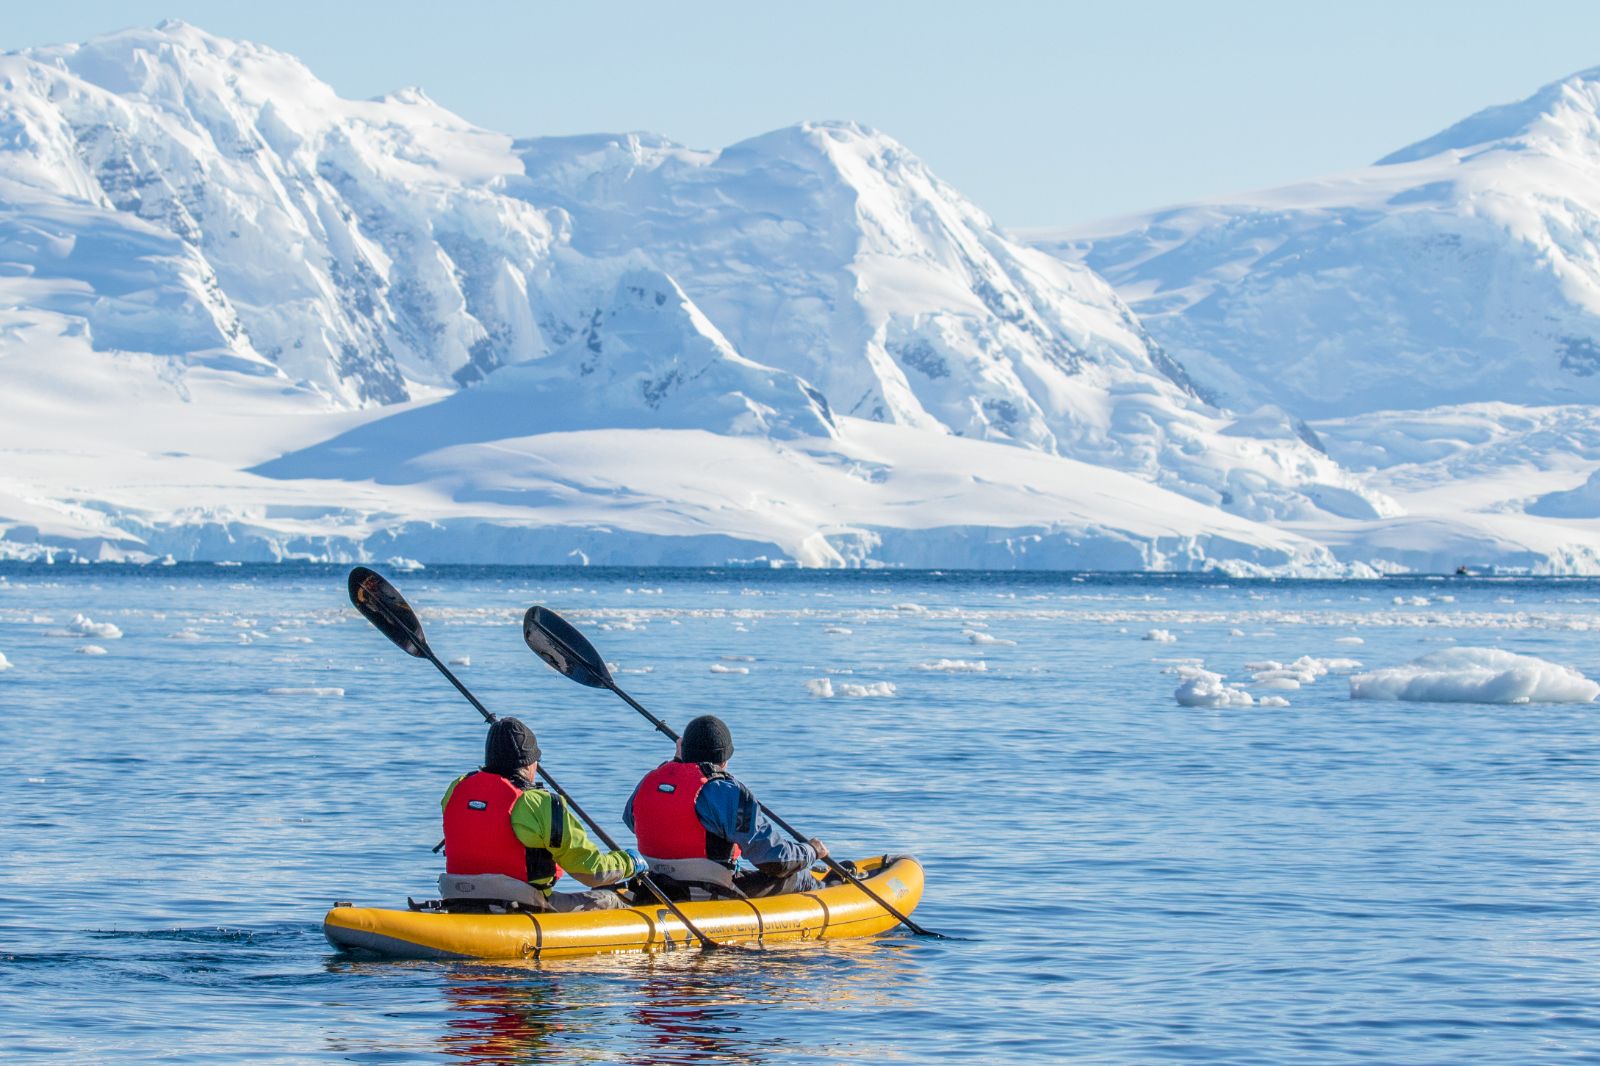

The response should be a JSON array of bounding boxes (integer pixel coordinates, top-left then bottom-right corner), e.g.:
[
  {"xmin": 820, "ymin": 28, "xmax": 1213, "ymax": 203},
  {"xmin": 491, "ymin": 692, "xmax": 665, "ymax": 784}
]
[
  {"xmin": 50, "ymin": 614, "xmax": 123, "ymax": 639},
  {"xmin": 1349, "ymin": 648, "xmax": 1598, "ymax": 704},
  {"xmin": 1175, "ymin": 667, "xmax": 1254, "ymax": 708}
]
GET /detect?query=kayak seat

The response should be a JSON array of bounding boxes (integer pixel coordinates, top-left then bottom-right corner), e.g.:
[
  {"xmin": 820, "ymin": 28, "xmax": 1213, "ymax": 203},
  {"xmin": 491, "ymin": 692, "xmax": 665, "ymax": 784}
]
[{"xmin": 437, "ymin": 872, "xmax": 549, "ymax": 912}]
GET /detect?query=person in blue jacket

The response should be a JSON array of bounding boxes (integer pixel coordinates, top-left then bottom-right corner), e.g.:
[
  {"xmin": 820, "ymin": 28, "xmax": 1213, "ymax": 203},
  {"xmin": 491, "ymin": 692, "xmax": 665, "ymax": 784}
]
[{"xmin": 624, "ymin": 714, "xmax": 828, "ymax": 901}]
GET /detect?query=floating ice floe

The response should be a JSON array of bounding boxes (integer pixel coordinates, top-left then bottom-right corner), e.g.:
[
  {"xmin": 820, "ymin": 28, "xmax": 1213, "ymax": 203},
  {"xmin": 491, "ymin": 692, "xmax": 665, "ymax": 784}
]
[
  {"xmin": 448, "ymin": 655, "xmax": 471, "ymax": 667},
  {"xmin": 805, "ymin": 678, "xmax": 834, "ymax": 698},
  {"xmin": 1335, "ymin": 636, "xmax": 1365, "ymax": 645},
  {"xmin": 0, "ymin": 651, "xmax": 12, "ymax": 671},
  {"xmin": 1245, "ymin": 656, "xmax": 1363, "ymax": 686},
  {"xmin": 1174, "ymin": 667, "xmax": 1255, "ymax": 708},
  {"xmin": 824, "ymin": 626, "xmax": 853, "ymax": 635},
  {"xmin": 893, "ymin": 603, "xmax": 928, "ymax": 614},
  {"xmin": 77, "ymin": 645, "xmax": 108, "ymax": 655},
  {"xmin": 1143, "ymin": 629, "xmax": 1177, "ymax": 643},
  {"xmin": 710, "ymin": 663, "xmax": 749, "ymax": 675},
  {"xmin": 837, "ymin": 681, "xmax": 896, "ymax": 698},
  {"xmin": 266, "ymin": 687, "xmax": 345, "ymax": 697},
  {"xmin": 720, "ymin": 655, "xmax": 755, "ymax": 662},
  {"xmin": 386, "ymin": 557, "xmax": 425, "ymax": 572},
  {"xmin": 167, "ymin": 630, "xmax": 203, "ymax": 641},
  {"xmin": 914, "ymin": 659, "xmax": 989, "ymax": 672},
  {"xmin": 965, "ymin": 630, "xmax": 1017, "ymax": 646},
  {"xmin": 1349, "ymin": 648, "xmax": 1599, "ymax": 704},
  {"xmin": 49, "ymin": 614, "xmax": 123, "ymax": 639},
  {"xmin": 1257, "ymin": 696, "xmax": 1291, "ymax": 708}
]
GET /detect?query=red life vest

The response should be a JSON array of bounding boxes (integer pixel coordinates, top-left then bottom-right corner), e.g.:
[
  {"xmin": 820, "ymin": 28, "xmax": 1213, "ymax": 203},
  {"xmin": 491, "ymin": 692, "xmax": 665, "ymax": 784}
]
[
  {"xmin": 630, "ymin": 760, "xmax": 741, "ymax": 866},
  {"xmin": 442, "ymin": 771, "xmax": 564, "ymax": 887}
]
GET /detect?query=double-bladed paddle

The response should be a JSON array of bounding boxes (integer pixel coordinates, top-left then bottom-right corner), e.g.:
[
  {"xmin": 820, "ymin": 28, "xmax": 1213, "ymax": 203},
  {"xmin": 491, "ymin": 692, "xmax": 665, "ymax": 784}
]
[
  {"xmin": 346, "ymin": 567, "xmax": 737, "ymax": 952},
  {"xmin": 522, "ymin": 603, "xmax": 951, "ymax": 940}
]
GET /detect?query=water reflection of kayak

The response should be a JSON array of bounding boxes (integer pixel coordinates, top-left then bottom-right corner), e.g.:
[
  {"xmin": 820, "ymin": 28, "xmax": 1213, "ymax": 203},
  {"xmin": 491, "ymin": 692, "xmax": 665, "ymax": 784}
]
[{"xmin": 324, "ymin": 854, "xmax": 924, "ymax": 959}]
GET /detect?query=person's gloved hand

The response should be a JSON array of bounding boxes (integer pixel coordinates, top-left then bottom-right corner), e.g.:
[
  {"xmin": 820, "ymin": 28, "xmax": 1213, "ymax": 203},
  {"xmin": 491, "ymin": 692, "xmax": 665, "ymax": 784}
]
[{"xmin": 624, "ymin": 847, "xmax": 648, "ymax": 881}]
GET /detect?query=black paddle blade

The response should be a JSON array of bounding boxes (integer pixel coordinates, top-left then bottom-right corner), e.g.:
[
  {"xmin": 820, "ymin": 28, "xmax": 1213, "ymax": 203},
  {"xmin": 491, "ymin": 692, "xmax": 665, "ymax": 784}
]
[
  {"xmin": 523, "ymin": 605, "xmax": 613, "ymax": 688},
  {"xmin": 348, "ymin": 566, "xmax": 428, "ymax": 657}
]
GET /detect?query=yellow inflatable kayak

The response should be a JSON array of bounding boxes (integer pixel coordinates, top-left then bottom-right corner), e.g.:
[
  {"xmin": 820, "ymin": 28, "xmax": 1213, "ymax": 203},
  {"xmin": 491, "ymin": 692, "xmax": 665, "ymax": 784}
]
[{"xmin": 323, "ymin": 854, "xmax": 924, "ymax": 960}]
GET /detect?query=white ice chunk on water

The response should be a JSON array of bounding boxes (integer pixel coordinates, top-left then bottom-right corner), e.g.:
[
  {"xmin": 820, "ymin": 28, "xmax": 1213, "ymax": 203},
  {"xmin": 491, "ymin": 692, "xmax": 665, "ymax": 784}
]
[
  {"xmin": 266, "ymin": 687, "xmax": 346, "ymax": 697},
  {"xmin": 893, "ymin": 603, "xmax": 928, "ymax": 614},
  {"xmin": 449, "ymin": 656, "xmax": 471, "ymax": 666},
  {"xmin": 1175, "ymin": 667, "xmax": 1255, "ymax": 708},
  {"xmin": 1335, "ymin": 637, "xmax": 1365, "ymax": 645},
  {"xmin": 50, "ymin": 614, "xmax": 123, "ymax": 639},
  {"xmin": 710, "ymin": 663, "xmax": 749, "ymax": 674},
  {"xmin": 1258, "ymin": 696, "xmax": 1291, "ymax": 708},
  {"xmin": 915, "ymin": 659, "xmax": 989, "ymax": 672},
  {"xmin": 965, "ymin": 630, "xmax": 1016, "ymax": 646},
  {"xmin": 1253, "ymin": 676, "xmax": 1300, "ymax": 690},
  {"xmin": 837, "ymin": 681, "xmax": 896, "ymax": 698},
  {"xmin": 0, "ymin": 651, "xmax": 10, "ymax": 671},
  {"xmin": 824, "ymin": 626, "xmax": 853, "ymax": 635},
  {"xmin": 1143, "ymin": 629, "xmax": 1177, "ymax": 642},
  {"xmin": 77, "ymin": 645, "xmax": 108, "ymax": 655},
  {"xmin": 805, "ymin": 678, "xmax": 834, "ymax": 698},
  {"xmin": 1350, "ymin": 648, "xmax": 1599, "ymax": 704},
  {"xmin": 168, "ymin": 630, "xmax": 203, "ymax": 640},
  {"xmin": 720, "ymin": 655, "xmax": 755, "ymax": 662}
]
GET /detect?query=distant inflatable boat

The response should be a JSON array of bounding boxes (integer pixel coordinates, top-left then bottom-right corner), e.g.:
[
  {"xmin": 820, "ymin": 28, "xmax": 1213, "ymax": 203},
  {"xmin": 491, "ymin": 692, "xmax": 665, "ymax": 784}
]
[{"xmin": 324, "ymin": 854, "xmax": 924, "ymax": 960}]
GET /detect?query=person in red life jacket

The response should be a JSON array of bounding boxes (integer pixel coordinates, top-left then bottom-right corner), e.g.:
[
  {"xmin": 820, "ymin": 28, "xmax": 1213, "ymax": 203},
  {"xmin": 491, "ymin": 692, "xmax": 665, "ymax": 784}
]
[
  {"xmin": 440, "ymin": 716, "xmax": 643, "ymax": 912},
  {"xmin": 623, "ymin": 714, "xmax": 829, "ymax": 901}
]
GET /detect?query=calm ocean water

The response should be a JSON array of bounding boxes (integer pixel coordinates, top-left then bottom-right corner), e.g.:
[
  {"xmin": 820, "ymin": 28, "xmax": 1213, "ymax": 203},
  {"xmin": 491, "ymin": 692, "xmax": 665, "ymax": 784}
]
[{"xmin": 3, "ymin": 565, "xmax": 1599, "ymax": 1063}]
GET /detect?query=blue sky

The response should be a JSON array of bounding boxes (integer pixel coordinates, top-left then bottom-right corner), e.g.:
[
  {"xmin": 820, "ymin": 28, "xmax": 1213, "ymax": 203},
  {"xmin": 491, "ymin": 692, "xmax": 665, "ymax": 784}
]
[{"xmin": 6, "ymin": 2, "xmax": 1597, "ymax": 228}]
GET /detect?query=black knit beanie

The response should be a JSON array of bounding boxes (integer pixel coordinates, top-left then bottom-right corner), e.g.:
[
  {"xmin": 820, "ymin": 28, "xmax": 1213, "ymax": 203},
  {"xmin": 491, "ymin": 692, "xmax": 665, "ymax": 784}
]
[
  {"xmin": 485, "ymin": 717, "xmax": 542, "ymax": 774},
  {"xmin": 680, "ymin": 714, "xmax": 734, "ymax": 765}
]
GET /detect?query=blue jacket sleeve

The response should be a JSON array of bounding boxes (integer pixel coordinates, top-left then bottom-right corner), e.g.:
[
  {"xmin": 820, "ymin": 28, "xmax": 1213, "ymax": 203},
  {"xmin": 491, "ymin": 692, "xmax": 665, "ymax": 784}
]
[{"xmin": 695, "ymin": 777, "xmax": 816, "ymax": 871}]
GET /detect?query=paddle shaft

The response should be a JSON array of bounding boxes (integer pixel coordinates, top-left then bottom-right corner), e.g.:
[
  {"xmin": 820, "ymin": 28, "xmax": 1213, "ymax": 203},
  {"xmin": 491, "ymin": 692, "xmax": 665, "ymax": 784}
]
[
  {"xmin": 364, "ymin": 594, "xmax": 728, "ymax": 950},
  {"xmin": 603, "ymin": 680, "xmax": 948, "ymax": 939}
]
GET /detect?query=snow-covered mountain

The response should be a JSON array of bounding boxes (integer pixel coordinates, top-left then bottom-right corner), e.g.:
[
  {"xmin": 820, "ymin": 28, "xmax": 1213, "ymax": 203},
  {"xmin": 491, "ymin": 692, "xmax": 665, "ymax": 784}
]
[
  {"xmin": 4, "ymin": 23, "xmax": 1600, "ymax": 571},
  {"xmin": 509, "ymin": 125, "xmax": 1389, "ymax": 520},
  {"xmin": 1032, "ymin": 66, "xmax": 1600, "ymax": 420}
]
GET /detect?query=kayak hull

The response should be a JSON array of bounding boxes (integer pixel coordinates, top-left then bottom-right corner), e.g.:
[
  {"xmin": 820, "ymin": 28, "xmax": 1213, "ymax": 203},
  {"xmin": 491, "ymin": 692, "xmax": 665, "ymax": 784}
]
[{"xmin": 323, "ymin": 854, "xmax": 924, "ymax": 960}]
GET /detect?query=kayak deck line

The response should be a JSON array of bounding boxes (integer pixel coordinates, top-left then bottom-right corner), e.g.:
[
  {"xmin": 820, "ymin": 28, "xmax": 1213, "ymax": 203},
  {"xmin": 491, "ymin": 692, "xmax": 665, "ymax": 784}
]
[{"xmin": 324, "ymin": 854, "xmax": 924, "ymax": 960}]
